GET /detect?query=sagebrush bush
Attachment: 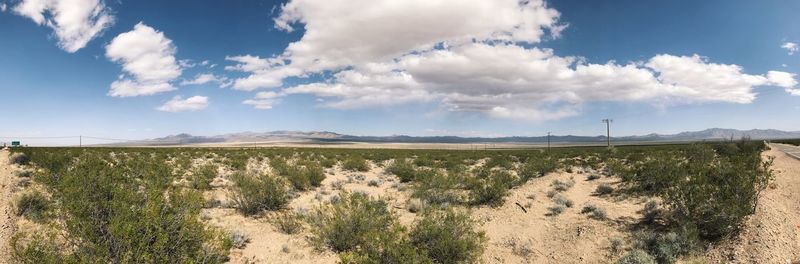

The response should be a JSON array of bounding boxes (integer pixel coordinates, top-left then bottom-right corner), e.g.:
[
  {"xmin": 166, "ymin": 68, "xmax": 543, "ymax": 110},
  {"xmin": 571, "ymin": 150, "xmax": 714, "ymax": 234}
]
[
  {"xmin": 551, "ymin": 178, "xmax": 575, "ymax": 192},
  {"xmin": 596, "ymin": 183, "xmax": 614, "ymax": 195},
  {"xmin": 285, "ymin": 163, "xmax": 325, "ymax": 190},
  {"xmin": 9, "ymin": 152, "xmax": 30, "ymax": 165},
  {"xmin": 616, "ymin": 249, "xmax": 656, "ymax": 264},
  {"xmin": 342, "ymin": 156, "xmax": 370, "ymax": 172},
  {"xmin": 547, "ymin": 204, "xmax": 566, "ymax": 216},
  {"xmin": 15, "ymin": 191, "xmax": 49, "ymax": 222},
  {"xmin": 410, "ymin": 208, "xmax": 486, "ymax": 264},
  {"xmin": 386, "ymin": 159, "xmax": 416, "ymax": 182},
  {"xmin": 271, "ymin": 211, "xmax": 304, "ymax": 234},
  {"xmin": 306, "ymin": 191, "xmax": 397, "ymax": 252},
  {"xmin": 229, "ymin": 230, "xmax": 250, "ymax": 249},
  {"xmin": 12, "ymin": 155, "xmax": 231, "ymax": 263},
  {"xmin": 413, "ymin": 168, "xmax": 465, "ymax": 206},
  {"xmin": 553, "ymin": 194, "xmax": 573, "ymax": 208},
  {"xmin": 517, "ymin": 157, "xmax": 559, "ymax": 183},
  {"xmin": 587, "ymin": 174, "xmax": 601, "ymax": 181},
  {"xmin": 631, "ymin": 230, "xmax": 695, "ymax": 264},
  {"xmin": 190, "ymin": 164, "xmax": 218, "ymax": 190},
  {"xmin": 229, "ymin": 171, "xmax": 289, "ymax": 216},
  {"xmin": 14, "ymin": 170, "xmax": 33, "ymax": 178},
  {"xmin": 470, "ymin": 170, "xmax": 515, "ymax": 207},
  {"xmin": 581, "ymin": 204, "xmax": 607, "ymax": 220},
  {"xmin": 642, "ymin": 200, "xmax": 660, "ymax": 224}
]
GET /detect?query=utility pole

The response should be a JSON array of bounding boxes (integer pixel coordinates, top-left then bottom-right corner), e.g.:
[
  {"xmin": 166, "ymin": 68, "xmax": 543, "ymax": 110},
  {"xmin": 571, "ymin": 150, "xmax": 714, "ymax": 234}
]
[
  {"xmin": 79, "ymin": 135, "xmax": 82, "ymax": 148},
  {"xmin": 602, "ymin": 119, "xmax": 613, "ymax": 148},
  {"xmin": 547, "ymin": 132, "xmax": 551, "ymax": 152}
]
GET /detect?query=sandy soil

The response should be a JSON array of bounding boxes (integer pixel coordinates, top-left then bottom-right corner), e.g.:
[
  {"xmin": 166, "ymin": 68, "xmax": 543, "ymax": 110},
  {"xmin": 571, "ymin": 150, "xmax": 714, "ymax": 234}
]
[
  {"xmin": 475, "ymin": 169, "xmax": 644, "ymax": 263},
  {"xmin": 704, "ymin": 145, "xmax": 800, "ymax": 263},
  {"xmin": 0, "ymin": 150, "xmax": 19, "ymax": 264}
]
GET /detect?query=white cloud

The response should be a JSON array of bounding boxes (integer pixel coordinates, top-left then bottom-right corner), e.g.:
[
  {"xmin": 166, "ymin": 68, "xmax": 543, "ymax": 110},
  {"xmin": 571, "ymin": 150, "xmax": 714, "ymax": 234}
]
[
  {"xmin": 180, "ymin": 73, "xmax": 229, "ymax": 86},
  {"xmin": 12, "ymin": 0, "xmax": 114, "ymax": 52},
  {"xmin": 106, "ymin": 23, "xmax": 182, "ymax": 97},
  {"xmin": 280, "ymin": 44, "xmax": 796, "ymax": 120},
  {"xmin": 1, "ymin": 3, "xmax": 7, "ymax": 12},
  {"xmin": 782, "ymin": 42, "xmax": 798, "ymax": 55},
  {"xmin": 228, "ymin": 0, "xmax": 564, "ymax": 90},
  {"xmin": 227, "ymin": 0, "xmax": 798, "ymax": 120},
  {"xmin": 157, "ymin": 96, "xmax": 209, "ymax": 112},
  {"xmin": 243, "ymin": 91, "xmax": 281, "ymax": 109}
]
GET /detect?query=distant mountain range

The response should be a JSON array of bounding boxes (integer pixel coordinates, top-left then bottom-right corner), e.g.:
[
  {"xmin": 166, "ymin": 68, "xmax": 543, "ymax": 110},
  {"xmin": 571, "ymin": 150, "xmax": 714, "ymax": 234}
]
[{"xmin": 140, "ymin": 128, "xmax": 800, "ymax": 145}]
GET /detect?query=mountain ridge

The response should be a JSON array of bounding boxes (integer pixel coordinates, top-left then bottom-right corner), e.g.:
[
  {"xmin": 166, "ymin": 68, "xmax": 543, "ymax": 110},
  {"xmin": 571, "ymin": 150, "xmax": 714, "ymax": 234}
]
[{"xmin": 147, "ymin": 128, "xmax": 800, "ymax": 145}]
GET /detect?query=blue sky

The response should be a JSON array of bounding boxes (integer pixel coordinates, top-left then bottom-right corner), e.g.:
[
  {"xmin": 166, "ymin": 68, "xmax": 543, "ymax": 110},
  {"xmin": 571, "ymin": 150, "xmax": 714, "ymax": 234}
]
[{"xmin": 1, "ymin": 0, "xmax": 799, "ymax": 145}]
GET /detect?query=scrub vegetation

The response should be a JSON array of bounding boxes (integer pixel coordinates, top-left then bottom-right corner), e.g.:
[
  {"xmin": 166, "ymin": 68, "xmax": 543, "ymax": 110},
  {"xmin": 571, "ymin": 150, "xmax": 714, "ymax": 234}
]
[{"xmin": 4, "ymin": 138, "xmax": 772, "ymax": 263}]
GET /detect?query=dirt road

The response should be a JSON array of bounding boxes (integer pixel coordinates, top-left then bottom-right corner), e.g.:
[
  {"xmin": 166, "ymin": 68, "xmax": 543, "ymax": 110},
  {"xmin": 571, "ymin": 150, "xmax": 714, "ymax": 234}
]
[{"xmin": 0, "ymin": 150, "xmax": 18, "ymax": 263}]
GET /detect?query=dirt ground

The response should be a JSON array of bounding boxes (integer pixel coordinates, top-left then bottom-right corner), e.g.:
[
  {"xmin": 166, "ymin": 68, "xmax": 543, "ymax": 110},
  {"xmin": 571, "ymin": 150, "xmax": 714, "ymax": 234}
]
[{"xmin": 0, "ymin": 150, "xmax": 19, "ymax": 264}]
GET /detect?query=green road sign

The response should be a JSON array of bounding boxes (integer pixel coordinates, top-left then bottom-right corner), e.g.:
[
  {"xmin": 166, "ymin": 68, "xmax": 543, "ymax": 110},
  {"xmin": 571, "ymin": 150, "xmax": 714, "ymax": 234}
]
[{"xmin": 11, "ymin": 141, "xmax": 20, "ymax": 147}]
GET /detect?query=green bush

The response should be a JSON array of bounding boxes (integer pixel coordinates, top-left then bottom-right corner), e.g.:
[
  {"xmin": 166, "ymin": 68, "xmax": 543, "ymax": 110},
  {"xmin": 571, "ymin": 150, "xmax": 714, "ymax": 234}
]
[
  {"xmin": 285, "ymin": 163, "xmax": 325, "ymax": 190},
  {"xmin": 9, "ymin": 152, "xmax": 30, "ymax": 165},
  {"xmin": 412, "ymin": 168, "xmax": 466, "ymax": 206},
  {"xmin": 631, "ymin": 230, "xmax": 695, "ymax": 264},
  {"xmin": 469, "ymin": 170, "xmax": 515, "ymax": 207},
  {"xmin": 616, "ymin": 249, "xmax": 656, "ymax": 264},
  {"xmin": 229, "ymin": 171, "xmax": 289, "ymax": 215},
  {"xmin": 596, "ymin": 183, "xmax": 614, "ymax": 195},
  {"xmin": 190, "ymin": 164, "xmax": 218, "ymax": 190},
  {"xmin": 342, "ymin": 156, "xmax": 370, "ymax": 172},
  {"xmin": 517, "ymin": 157, "xmax": 558, "ymax": 182},
  {"xmin": 551, "ymin": 178, "xmax": 575, "ymax": 192},
  {"xmin": 12, "ymin": 155, "xmax": 231, "ymax": 263},
  {"xmin": 307, "ymin": 192, "xmax": 397, "ymax": 252},
  {"xmin": 386, "ymin": 159, "xmax": 416, "ymax": 182},
  {"xmin": 410, "ymin": 208, "xmax": 486, "ymax": 264},
  {"xmin": 15, "ymin": 191, "xmax": 49, "ymax": 222},
  {"xmin": 271, "ymin": 211, "xmax": 304, "ymax": 234}
]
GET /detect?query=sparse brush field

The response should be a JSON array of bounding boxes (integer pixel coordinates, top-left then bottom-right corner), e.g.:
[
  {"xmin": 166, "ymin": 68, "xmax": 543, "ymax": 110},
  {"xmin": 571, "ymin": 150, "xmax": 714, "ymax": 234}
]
[{"xmin": 3, "ymin": 139, "xmax": 779, "ymax": 263}]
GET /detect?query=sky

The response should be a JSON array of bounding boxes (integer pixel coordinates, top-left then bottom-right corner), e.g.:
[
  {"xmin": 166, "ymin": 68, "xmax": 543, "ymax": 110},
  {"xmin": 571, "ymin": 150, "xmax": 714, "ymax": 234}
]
[{"xmin": 1, "ymin": 0, "xmax": 800, "ymax": 145}]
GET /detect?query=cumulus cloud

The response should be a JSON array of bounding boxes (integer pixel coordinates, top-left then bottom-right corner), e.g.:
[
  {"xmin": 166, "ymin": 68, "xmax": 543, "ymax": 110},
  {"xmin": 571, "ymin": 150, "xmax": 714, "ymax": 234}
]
[
  {"xmin": 1, "ymin": 3, "xmax": 7, "ymax": 12},
  {"xmin": 782, "ymin": 42, "xmax": 798, "ymax": 55},
  {"xmin": 228, "ymin": 0, "xmax": 564, "ymax": 90},
  {"xmin": 157, "ymin": 96, "xmax": 209, "ymax": 112},
  {"xmin": 243, "ymin": 91, "xmax": 281, "ymax": 109},
  {"xmin": 12, "ymin": 0, "xmax": 114, "ymax": 52},
  {"xmin": 180, "ymin": 73, "xmax": 229, "ymax": 86},
  {"xmin": 106, "ymin": 23, "xmax": 182, "ymax": 97},
  {"xmin": 228, "ymin": 0, "xmax": 798, "ymax": 120}
]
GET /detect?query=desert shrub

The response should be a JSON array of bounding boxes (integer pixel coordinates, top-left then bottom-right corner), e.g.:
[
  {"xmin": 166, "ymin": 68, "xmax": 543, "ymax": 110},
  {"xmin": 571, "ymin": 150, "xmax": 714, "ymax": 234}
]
[
  {"xmin": 631, "ymin": 229, "xmax": 695, "ymax": 264},
  {"xmin": 596, "ymin": 183, "xmax": 614, "ymax": 195},
  {"xmin": 587, "ymin": 174, "xmax": 601, "ymax": 181},
  {"xmin": 470, "ymin": 170, "xmax": 515, "ymax": 207},
  {"xmin": 13, "ymin": 155, "xmax": 231, "ymax": 263},
  {"xmin": 642, "ymin": 201, "xmax": 660, "ymax": 224},
  {"xmin": 484, "ymin": 156, "xmax": 513, "ymax": 170},
  {"xmin": 413, "ymin": 168, "xmax": 465, "ymax": 206},
  {"xmin": 610, "ymin": 237, "xmax": 623, "ymax": 255},
  {"xmin": 15, "ymin": 191, "xmax": 49, "ymax": 222},
  {"xmin": 547, "ymin": 204, "xmax": 566, "ymax": 216},
  {"xmin": 307, "ymin": 192, "xmax": 429, "ymax": 263},
  {"xmin": 190, "ymin": 164, "xmax": 218, "ymax": 190},
  {"xmin": 553, "ymin": 194, "xmax": 573, "ymax": 208},
  {"xmin": 551, "ymin": 178, "xmax": 575, "ymax": 192},
  {"xmin": 616, "ymin": 249, "xmax": 656, "ymax": 264},
  {"xmin": 517, "ymin": 157, "xmax": 559, "ymax": 182},
  {"xmin": 386, "ymin": 159, "xmax": 416, "ymax": 182},
  {"xmin": 406, "ymin": 198, "xmax": 426, "ymax": 213},
  {"xmin": 229, "ymin": 171, "xmax": 289, "ymax": 215},
  {"xmin": 271, "ymin": 211, "xmax": 304, "ymax": 234},
  {"xmin": 9, "ymin": 153, "xmax": 30, "ymax": 165},
  {"xmin": 367, "ymin": 179, "xmax": 381, "ymax": 187},
  {"xmin": 229, "ymin": 230, "xmax": 250, "ymax": 249},
  {"xmin": 662, "ymin": 141, "xmax": 772, "ymax": 239},
  {"xmin": 270, "ymin": 158, "xmax": 291, "ymax": 176},
  {"xmin": 306, "ymin": 192, "xmax": 397, "ymax": 252},
  {"xmin": 285, "ymin": 163, "xmax": 325, "ymax": 191},
  {"xmin": 410, "ymin": 208, "xmax": 486, "ymax": 264},
  {"xmin": 320, "ymin": 158, "xmax": 337, "ymax": 168},
  {"xmin": 581, "ymin": 204, "xmax": 607, "ymax": 220},
  {"xmin": 546, "ymin": 190, "xmax": 557, "ymax": 198},
  {"xmin": 14, "ymin": 170, "xmax": 33, "ymax": 178},
  {"xmin": 343, "ymin": 156, "xmax": 370, "ymax": 172}
]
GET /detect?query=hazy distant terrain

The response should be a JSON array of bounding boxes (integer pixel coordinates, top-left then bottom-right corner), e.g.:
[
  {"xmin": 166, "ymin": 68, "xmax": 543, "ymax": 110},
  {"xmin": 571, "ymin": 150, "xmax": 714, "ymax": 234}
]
[{"xmin": 129, "ymin": 128, "xmax": 800, "ymax": 146}]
